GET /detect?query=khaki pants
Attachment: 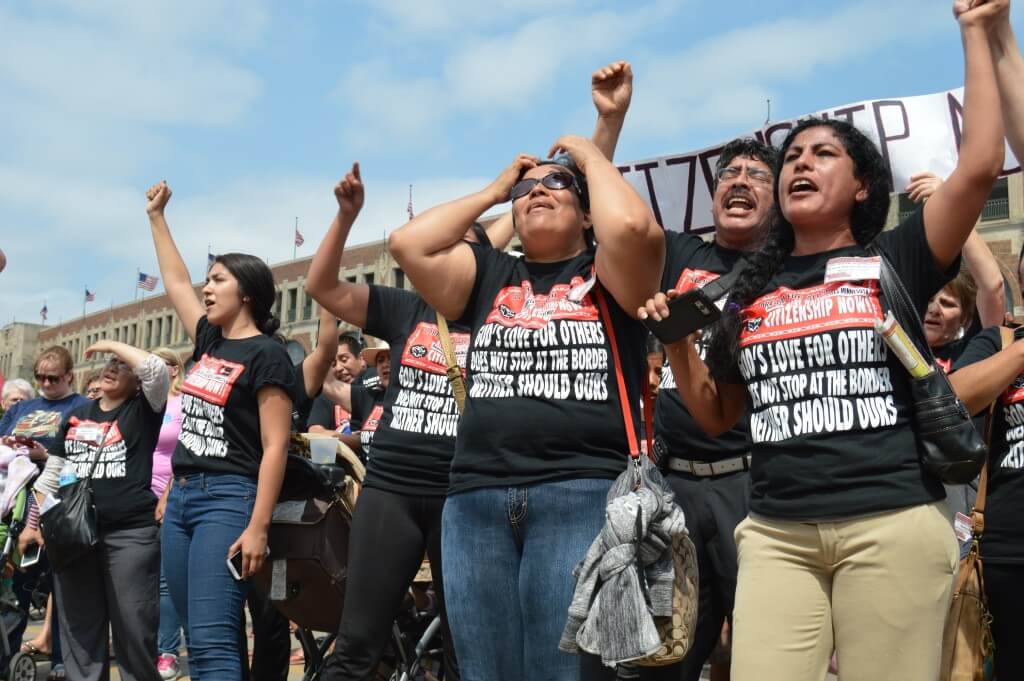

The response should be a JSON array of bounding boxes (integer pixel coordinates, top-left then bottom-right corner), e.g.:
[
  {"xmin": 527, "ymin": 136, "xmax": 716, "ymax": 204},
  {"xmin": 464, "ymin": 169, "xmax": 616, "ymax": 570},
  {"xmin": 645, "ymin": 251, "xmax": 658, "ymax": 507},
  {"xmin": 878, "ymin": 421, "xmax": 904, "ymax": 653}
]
[{"xmin": 731, "ymin": 501, "xmax": 957, "ymax": 681}]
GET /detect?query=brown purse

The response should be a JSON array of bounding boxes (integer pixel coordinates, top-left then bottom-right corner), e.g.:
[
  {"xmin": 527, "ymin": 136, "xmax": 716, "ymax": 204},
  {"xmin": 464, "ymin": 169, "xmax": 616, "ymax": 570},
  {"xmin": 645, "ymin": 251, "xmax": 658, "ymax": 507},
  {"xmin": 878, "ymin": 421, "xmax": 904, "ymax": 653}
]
[{"xmin": 939, "ymin": 327, "xmax": 1009, "ymax": 681}]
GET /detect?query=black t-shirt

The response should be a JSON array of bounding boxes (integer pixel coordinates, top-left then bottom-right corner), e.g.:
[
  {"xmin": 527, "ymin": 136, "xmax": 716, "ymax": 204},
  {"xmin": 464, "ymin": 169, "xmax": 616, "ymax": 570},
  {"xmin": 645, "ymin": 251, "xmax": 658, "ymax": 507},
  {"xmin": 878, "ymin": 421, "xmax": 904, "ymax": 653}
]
[
  {"xmin": 953, "ymin": 327, "xmax": 1024, "ymax": 564},
  {"xmin": 452, "ymin": 243, "xmax": 647, "ymax": 493},
  {"xmin": 351, "ymin": 385, "xmax": 383, "ymax": 449},
  {"xmin": 655, "ymin": 231, "xmax": 751, "ymax": 463},
  {"xmin": 933, "ymin": 336, "xmax": 971, "ymax": 374},
  {"xmin": 173, "ymin": 317, "xmax": 297, "ymax": 479},
  {"xmin": 359, "ymin": 285, "xmax": 470, "ymax": 496},
  {"xmin": 305, "ymin": 393, "xmax": 351, "ymax": 433},
  {"xmin": 729, "ymin": 208, "xmax": 951, "ymax": 519},
  {"xmin": 50, "ymin": 394, "xmax": 163, "ymax": 530}
]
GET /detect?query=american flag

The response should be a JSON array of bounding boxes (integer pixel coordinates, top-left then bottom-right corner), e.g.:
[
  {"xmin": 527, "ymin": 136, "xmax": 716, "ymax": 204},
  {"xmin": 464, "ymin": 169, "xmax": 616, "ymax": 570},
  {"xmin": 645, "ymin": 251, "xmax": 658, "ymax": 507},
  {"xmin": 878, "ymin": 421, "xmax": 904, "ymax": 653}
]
[
  {"xmin": 85, "ymin": 288, "xmax": 95, "ymax": 302},
  {"xmin": 294, "ymin": 227, "xmax": 305, "ymax": 247},
  {"xmin": 40, "ymin": 303, "xmax": 48, "ymax": 321},
  {"xmin": 207, "ymin": 252, "xmax": 216, "ymax": 269},
  {"xmin": 407, "ymin": 184, "xmax": 414, "ymax": 220},
  {"xmin": 137, "ymin": 272, "xmax": 159, "ymax": 291}
]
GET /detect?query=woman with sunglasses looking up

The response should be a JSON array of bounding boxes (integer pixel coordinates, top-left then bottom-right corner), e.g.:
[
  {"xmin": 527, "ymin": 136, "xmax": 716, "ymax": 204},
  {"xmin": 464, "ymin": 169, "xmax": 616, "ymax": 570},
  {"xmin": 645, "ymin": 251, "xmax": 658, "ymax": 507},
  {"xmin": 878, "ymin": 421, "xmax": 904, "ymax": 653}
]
[
  {"xmin": 145, "ymin": 181, "xmax": 296, "ymax": 680},
  {"xmin": 640, "ymin": 3, "xmax": 1005, "ymax": 679},
  {"xmin": 388, "ymin": 78, "xmax": 662, "ymax": 681},
  {"xmin": 45, "ymin": 341, "xmax": 169, "ymax": 681}
]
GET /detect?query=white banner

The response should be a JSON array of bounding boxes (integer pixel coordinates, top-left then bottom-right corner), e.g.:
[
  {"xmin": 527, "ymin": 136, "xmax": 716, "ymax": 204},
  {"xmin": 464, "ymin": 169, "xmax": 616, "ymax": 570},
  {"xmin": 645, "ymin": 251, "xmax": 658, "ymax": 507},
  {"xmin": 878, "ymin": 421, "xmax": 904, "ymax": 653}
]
[{"xmin": 619, "ymin": 87, "xmax": 1020, "ymax": 235}]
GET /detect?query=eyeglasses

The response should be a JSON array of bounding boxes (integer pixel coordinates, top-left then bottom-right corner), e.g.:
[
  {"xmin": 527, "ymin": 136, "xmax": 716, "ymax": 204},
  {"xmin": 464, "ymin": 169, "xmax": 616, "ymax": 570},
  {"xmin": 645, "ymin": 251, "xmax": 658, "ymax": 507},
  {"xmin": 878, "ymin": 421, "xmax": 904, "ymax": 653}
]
[
  {"xmin": 510, "ymin": 172, "xmax": 579, "ymax": 202},
  {"xmin": 716, "ymin": 166, "xmax": 773, "ymax": 185},
  {"xmin": 35, "ymin": 374, "xmax": 64, "ymax": 384},
  {"xmin": 105, "ymin": 359, "xmax": 131, "ymax": 371}
]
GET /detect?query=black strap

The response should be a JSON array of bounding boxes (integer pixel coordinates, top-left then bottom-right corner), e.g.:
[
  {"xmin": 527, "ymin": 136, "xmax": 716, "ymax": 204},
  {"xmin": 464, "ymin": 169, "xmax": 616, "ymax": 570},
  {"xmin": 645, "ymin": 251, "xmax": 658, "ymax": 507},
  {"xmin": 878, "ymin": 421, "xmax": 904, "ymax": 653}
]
[
  {"xmin": 866, "ymin": 245, "xmax": 936, "ymax": 364},
  {"xmin": 81, "ymin": 404, "xmax": 126, "ymax": 482},
  {"xmin": 698, "ymin": 261, "xmax": 746, "ymax": 304}
]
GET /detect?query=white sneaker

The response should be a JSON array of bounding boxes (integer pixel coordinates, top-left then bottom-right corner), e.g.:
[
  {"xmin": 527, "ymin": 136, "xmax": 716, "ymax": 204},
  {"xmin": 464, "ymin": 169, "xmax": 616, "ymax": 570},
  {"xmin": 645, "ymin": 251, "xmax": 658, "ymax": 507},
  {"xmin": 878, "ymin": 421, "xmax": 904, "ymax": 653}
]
[{"xmin": 156, "ymin": 654, "xmax": 180, "ymax": 680}]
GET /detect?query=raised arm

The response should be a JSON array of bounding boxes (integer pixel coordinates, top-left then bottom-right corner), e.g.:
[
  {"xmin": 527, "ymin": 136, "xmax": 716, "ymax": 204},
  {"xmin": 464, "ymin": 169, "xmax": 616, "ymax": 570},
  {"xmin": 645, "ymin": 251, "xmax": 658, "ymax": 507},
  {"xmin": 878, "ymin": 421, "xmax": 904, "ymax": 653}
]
[
  {"xmin": 907, "ymin": 171, "xmax": 1005, "ymax": 326},
  {"xmin": 963, "ymin": 230, "xmax": 1007, "ymax": 327},
  {"xmin": 85, "ymin": 339, "xmax": 169, "ymax": 411},
  {"xmin": 950, "ymin": 332, "xmax": 1021, "ymax": 414},
  {"xmin": 388, "ymin": 155, "xmax": 538, "ymax": 319},
  {"xmin": 146, "ymin": 182, "xmax": 204, "ymax": 341},
  {"xmin": 639, "ymin": 292, "xmax": 746, "ymax": 435},
  {"xmin": 301, "ymin": 307, "xmax": 339, "ymax": 399},
  {"xmin": 549, "ymin": 136, "xmax": 664, "ymax": 316},
  {"xmin": 923, "ymin": 1, "xmax": 1006, "ymax": 269},
  {"xmin": 591, "ymin": 60, "xmax": 632, "ymax": 160},
  {"xmin": 305, "ymin": 163, "xmax": 370, "ymax": 329},
  {"xmin": 989, "ymin": 2, "xmax": 1024, "ymax": 166}
]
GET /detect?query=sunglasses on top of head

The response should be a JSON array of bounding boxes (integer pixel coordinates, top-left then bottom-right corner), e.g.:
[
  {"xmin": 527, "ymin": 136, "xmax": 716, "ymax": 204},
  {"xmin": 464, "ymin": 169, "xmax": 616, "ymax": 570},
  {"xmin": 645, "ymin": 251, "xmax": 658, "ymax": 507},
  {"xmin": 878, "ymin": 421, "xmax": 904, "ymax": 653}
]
[{"xmin": 510, "ymin": 172, "xmax": 579, "ymax": 202}]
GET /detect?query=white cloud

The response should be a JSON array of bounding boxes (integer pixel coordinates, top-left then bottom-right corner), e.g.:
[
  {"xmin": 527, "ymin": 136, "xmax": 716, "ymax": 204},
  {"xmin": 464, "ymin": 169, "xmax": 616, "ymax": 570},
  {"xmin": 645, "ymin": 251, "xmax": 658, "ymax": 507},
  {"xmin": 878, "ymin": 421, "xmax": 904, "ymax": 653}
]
[
  {"xmin": 337, "ymin": 1, "xmax": 679, "ymax": 146},
  {"xmin": 622, "ymin": 0, "xmax": 951, "ymax": 140}
]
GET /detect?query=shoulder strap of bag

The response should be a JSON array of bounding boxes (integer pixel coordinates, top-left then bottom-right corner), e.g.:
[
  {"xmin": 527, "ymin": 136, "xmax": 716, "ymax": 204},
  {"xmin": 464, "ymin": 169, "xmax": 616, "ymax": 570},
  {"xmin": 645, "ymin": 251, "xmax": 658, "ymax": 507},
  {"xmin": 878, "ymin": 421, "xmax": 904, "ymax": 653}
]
[
  {"xmin": 866, "ymin": 245, "xmax": 936, "ymax": 363},
  {"xmin": 435, "ymin": 312, "xmax": 467, "ymax": 415},
  {"xmin": 593, "ymin": 285, "xmax": 647, "ymax": 462},
  {"xmin": 698, "ymin": 259, "xmax": 747, "ymax": 304},
  {"xmin": 82, "ymin": 403, "xmax": 127, "ymax": 481},
  {"xmin": 972, "ymin": 326, "xmax": 1013, "ymax": 528}
]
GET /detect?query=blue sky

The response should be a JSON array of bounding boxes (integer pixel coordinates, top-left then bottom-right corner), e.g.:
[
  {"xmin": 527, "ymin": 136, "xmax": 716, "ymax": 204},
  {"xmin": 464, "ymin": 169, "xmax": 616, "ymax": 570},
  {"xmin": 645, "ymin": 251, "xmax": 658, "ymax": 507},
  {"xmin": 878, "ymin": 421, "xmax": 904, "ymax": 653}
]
[{"xmin": 3, "ymin": 0, "xmax": 1022, "ymax": 327}]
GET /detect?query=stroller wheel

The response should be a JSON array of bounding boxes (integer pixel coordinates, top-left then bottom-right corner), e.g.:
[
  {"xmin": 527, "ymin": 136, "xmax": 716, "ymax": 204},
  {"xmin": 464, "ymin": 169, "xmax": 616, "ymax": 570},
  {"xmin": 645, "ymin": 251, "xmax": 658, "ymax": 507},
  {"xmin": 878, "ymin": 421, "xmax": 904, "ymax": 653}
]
[{"xmin": 8, "ymin": 652, "xmax": 37, "ymax": 681}]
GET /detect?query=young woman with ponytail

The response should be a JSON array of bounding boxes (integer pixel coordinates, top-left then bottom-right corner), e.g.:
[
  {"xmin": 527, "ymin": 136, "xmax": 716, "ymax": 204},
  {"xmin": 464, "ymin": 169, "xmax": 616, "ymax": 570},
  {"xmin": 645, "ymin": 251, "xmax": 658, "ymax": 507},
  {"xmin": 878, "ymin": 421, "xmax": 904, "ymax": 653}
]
[
  {"xmin": 640, "ymin": 3, "xmax": 1007, "ymax": 679},
  {"xmin": 146, "ymin": 182, "xmax": 296, "ymax": 680}
]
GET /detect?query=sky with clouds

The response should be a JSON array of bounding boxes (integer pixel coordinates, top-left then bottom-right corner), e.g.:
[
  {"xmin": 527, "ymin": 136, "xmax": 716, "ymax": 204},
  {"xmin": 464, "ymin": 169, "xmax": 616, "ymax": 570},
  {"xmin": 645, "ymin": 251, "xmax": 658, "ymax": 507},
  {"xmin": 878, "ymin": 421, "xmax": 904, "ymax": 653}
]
[{"xmin": 3, "ymin": 0, "xmax": 1022, "ymax": 327}]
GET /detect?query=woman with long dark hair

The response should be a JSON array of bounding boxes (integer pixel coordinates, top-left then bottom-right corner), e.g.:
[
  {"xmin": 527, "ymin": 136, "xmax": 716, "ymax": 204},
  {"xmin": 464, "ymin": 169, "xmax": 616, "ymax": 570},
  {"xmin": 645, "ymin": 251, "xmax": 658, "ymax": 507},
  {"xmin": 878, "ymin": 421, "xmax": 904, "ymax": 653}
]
[
  {"xmin": 145, "ymin": 182, "xmax": 295, "ymax": 680},
  {"xmin": 639, "ymin": 4, "xmax": 1005, "ymax": 679}
]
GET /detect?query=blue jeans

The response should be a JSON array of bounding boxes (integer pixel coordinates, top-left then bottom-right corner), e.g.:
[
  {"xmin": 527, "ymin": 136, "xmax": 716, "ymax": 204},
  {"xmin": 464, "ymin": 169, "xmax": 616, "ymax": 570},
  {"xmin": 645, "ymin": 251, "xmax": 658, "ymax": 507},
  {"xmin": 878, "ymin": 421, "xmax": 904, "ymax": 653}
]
[
  {"xmin": 442, "ymin": 477, "xmax": 613, "ymax": 681},
  {"xmin": 162, "ymin": 474, "xmax": 255, "ymax": 681},
  {"xmin": 157, "ymin": 567, "xmax": 187, "ymax": 656}
]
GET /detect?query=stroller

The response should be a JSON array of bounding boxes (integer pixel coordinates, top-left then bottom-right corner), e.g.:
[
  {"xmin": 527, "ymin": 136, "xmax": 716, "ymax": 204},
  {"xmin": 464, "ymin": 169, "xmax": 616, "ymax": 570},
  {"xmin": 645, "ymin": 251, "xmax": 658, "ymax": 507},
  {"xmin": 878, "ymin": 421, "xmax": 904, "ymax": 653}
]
[
  {"xmin": 0, "ymin": 446, "xmax": 43, "ymax": 681},
  {"xmin": 252, "ymin": 439, "xmax": 360, "ymax": 681},
  {"xmin": 254, "ymin": 439, "xmax": 448, "ymax": 681}
]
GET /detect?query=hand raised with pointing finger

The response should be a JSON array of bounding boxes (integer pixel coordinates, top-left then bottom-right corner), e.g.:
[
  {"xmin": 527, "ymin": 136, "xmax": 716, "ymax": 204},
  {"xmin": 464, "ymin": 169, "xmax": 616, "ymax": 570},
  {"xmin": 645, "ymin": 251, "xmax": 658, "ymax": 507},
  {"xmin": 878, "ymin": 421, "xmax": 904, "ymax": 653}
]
[
  {"xmin": 146, "ymin": 181, "xmax": 172, "ymax": 216},
  {"xmin": 334, "ymin": 162, "xmax": 364, "ymax": 217}
]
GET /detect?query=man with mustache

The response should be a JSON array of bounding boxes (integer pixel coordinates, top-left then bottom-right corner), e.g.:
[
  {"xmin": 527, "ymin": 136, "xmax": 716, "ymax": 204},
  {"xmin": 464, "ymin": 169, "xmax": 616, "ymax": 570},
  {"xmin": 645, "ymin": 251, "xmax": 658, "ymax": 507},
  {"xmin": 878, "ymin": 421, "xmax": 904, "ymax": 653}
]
[{"xmin": 652, "ymin": 138, "xmax": 777, "ymax": 681}]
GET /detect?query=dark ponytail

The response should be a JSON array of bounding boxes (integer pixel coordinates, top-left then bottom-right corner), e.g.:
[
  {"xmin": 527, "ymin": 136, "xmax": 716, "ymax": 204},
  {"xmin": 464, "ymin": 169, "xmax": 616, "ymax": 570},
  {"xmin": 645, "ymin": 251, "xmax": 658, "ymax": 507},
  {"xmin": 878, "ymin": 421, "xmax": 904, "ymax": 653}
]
[
  {"xmin": 214, "ymin": 253, "xmax": 281, "ymax": 336},
  {"xmin": 705, "ymin": 117, "xmax": 891, "ymax": 379}
]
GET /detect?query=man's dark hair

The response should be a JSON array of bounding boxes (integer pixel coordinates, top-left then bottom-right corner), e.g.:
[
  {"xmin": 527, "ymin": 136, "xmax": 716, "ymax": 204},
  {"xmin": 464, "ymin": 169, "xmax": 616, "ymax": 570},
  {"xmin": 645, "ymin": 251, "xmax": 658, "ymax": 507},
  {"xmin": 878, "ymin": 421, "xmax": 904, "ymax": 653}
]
[
  {"xmin": 713, "ymin": 138, "xmax": 779, "ymax": 189},
  {"xmin": 338, "ymin": 333, "xmax": 362, "ymax": 356}
]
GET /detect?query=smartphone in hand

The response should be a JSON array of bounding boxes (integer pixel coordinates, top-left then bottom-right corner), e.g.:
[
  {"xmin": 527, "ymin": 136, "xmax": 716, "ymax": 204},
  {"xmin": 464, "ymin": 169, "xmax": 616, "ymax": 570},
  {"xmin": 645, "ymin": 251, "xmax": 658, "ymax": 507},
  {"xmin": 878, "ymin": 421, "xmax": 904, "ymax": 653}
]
[{"xmin": 642, "ymin": 289, "xmax": 722, "ymax": 345}]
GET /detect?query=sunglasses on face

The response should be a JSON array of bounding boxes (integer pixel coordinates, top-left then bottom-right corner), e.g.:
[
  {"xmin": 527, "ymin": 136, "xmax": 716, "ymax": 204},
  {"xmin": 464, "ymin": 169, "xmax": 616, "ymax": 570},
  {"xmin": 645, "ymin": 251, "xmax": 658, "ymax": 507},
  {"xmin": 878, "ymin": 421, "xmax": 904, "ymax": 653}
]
[
  {"xmin": 717, "ymin": 166, "xmax": 773, "ymax": 185},
  {"xmin": 510, "ymin": 172, "xmax": 579, "ymax": 202},
  {"xmin": 35, "ymin": 374, "xmax": 64, "ymax": 384}
]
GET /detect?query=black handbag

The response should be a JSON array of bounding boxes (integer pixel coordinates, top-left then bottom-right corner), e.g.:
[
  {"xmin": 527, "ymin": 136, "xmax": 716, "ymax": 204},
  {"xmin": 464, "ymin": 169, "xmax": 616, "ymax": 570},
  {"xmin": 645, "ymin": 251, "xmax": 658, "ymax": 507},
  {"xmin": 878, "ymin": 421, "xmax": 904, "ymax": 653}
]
[
  {"xmin": 871, "ymin": 248, "xmax": 987, "ymax": 484},
  {"xmin": 40, "ymin": 410, "xmax": 122, "ymax": 573}
]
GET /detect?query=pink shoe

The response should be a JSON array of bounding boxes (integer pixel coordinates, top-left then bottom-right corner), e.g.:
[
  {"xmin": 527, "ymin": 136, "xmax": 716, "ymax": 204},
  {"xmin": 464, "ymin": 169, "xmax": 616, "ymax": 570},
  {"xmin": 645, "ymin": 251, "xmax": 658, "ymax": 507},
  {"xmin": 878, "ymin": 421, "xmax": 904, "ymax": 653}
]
[{"xmin": 157, "ymin": 654, "xmax": 180, "ymax": 680}]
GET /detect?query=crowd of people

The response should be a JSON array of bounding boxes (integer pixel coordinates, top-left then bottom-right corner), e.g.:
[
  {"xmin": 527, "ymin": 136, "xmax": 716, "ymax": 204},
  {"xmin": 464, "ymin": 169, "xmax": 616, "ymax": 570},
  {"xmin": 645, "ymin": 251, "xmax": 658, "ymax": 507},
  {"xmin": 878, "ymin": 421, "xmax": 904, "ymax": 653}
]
[{"xmin": 1, "ymin": 1, "xmax": 1024, "ymax": 680}]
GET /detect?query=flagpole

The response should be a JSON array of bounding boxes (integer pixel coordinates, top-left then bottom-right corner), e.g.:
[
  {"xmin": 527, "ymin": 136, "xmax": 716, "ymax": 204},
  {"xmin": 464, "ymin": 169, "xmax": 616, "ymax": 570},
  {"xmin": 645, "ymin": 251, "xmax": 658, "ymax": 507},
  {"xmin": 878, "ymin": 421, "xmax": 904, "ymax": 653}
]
[
  {"xmin": 135, "ymin": 268, "xmax": 139, "ymax": 301},
  {"xmin": 82, "ymin": 290, "xmax": 86, "ymax": 320},
  {"xmin": 293, "ymin": 217, "xmax": 298, "ymax": 260}
]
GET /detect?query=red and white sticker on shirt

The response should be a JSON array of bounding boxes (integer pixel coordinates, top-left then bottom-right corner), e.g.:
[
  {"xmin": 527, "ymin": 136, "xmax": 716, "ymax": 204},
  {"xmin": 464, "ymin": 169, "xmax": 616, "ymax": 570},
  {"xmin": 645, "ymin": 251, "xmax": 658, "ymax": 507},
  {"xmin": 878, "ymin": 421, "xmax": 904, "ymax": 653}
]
[
  {"xmin": 363, "ymin": 404, "xmax": 383, "ymax": 433},
  {"xmin": 401, "ymin": 322, "xmax": 471, "ymax": 376},
  {"xmin": 181, "ymin": 354, "xmax": 245, "ymax": 407},
  {"xmin": 674, "ymin": 268, "xmax": 721, "ymax": 293},
  {"xmin": 823, "ymin": 256, "xmax": 881, "ymax": 284},
  {"xmin": 485, "ymin": 276, "xmax": 598, "ymax": 330},
  {"xmin": 740, "ymin": 281, "xmax": 883, "ymax": 347},
  {"xmin": 67, "ymin": 417, "xmax": 123, "ymax": 446},
  {"xmin": 333, "ymin": 405, "xmax": 351, "ymax": 431},
  {"xmin": 1002, "ymin": 373, "xmax": 1024, "ymax": 405}
]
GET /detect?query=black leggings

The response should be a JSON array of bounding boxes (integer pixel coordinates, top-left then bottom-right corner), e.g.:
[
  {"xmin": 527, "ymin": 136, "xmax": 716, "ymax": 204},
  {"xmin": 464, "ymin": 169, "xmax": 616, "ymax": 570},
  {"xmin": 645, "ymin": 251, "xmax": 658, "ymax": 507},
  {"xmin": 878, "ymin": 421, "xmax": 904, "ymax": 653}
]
[
  {"xmin": 320, "ymin": 487, "xmax": 457, "ymax": 681},
  {"xmin": 986, "ymin": 562, "xmax": 1024, "ymax": 680}
]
